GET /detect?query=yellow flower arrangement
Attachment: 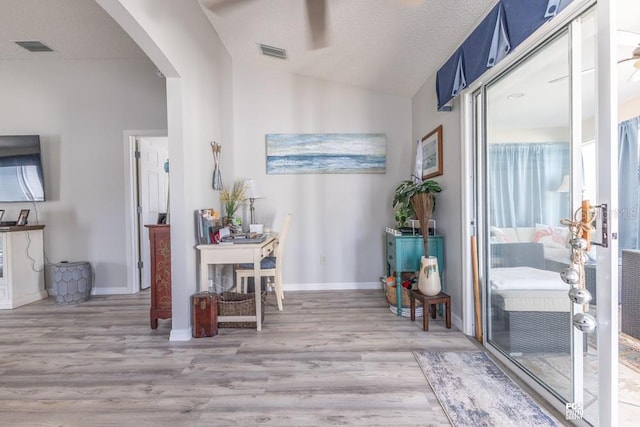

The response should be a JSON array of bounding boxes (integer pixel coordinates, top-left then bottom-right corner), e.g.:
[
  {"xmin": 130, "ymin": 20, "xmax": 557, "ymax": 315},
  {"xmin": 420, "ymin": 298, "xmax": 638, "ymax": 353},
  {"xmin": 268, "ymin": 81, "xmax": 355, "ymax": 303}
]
[{"xmin": 220, "ymin": 181, "xmax": 246, "ymax": 219}]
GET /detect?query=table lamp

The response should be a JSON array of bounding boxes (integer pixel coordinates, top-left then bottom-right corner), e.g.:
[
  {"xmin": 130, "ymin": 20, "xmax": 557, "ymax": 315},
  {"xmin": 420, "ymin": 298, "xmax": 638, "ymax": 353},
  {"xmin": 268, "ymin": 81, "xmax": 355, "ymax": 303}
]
[
  {"xmin": 556, "ymin": 175, "xmax": 570, "ymax": 193},
  {"xmin": 243, "ymin": 179, "xmax": 263, "ymax": 224}
]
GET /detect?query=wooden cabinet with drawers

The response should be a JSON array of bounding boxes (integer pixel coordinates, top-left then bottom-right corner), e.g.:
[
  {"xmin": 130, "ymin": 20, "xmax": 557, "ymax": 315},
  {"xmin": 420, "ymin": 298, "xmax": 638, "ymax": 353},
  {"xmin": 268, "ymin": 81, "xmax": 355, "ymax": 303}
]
[
  {"xmin": 385, "ymin": 231, "xmax": 444, "ymax": 289},
  {"xmin": 145, "ymin": 224, "xmax": 171, "ymax": 329}
]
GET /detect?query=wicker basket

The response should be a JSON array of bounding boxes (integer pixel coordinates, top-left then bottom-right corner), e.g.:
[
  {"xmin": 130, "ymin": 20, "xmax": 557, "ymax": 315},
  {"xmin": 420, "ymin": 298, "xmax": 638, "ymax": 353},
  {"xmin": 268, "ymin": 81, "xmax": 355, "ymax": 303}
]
[
  {"xmin": 385, "ymin": 283, "xmax": 421, "ymax": 308},
  {"xmin": 217, "ymin": 291, "xmax": 267, "ymax": 328}
]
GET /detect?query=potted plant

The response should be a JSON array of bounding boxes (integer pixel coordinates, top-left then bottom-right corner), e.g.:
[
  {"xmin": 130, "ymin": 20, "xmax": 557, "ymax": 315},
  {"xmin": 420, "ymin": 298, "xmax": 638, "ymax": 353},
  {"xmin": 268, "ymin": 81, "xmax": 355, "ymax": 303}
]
[
  {"xmin": 393, "ymin": 179, "xmax": 442, "ymax": 296},
  {"xmin": 220, "ymin": 181, "xmax": 246, "ymax": 228},
  {"xmin": 392, "ymin": 179, "xmax": 442, "ymax": 253}
]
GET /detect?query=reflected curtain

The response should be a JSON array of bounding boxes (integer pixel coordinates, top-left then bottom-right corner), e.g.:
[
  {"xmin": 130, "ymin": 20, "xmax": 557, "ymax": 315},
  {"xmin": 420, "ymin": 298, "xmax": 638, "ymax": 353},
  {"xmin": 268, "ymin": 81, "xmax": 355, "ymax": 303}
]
[
  {"xmin": 488, "ymin": 143, "xmax": 570, "ymax": 228},
  {"xmin": 618, "ymin": 117, "xmax": 640, "ymax": 254}
]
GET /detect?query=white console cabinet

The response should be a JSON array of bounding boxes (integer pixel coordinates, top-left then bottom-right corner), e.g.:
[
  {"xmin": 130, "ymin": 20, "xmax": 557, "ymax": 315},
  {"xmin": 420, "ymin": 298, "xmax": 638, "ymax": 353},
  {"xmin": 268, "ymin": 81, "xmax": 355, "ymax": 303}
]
[{"xmin": 0, "ymin": 225, "xmax": 47, "ymax": 309}]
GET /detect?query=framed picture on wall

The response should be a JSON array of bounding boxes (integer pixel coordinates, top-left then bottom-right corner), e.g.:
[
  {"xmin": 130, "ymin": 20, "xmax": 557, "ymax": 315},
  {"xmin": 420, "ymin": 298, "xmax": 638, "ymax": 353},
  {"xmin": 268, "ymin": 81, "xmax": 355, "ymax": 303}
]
[
  {"xmin": 421, "ymin": 125, "xmax": 443, "ymax": 179},
  {"xmin": 17, "ymin": 209, "xmax": 30, "ymax": 226}
]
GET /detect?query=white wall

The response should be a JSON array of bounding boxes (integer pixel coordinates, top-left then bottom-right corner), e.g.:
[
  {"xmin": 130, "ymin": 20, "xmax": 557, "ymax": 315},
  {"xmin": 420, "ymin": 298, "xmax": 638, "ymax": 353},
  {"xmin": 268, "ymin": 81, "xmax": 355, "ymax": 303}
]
[
  {"xmin": 0, "ymin": 58, "xmax": 166, "ymax": 291},
  {"xmin": 232, "ymin": 62, "xmax": 412, "ymax": 289},
  {"xmin": 102, "ymin": 0, "xmax": 233, "ymax": 340},
  {"xmin": 412, "ymin": 72, "xmax": 465, "ymax": 328},
  {"xmin": 620, "ymin": 96, "xmax": 640, "ymax": 122}
]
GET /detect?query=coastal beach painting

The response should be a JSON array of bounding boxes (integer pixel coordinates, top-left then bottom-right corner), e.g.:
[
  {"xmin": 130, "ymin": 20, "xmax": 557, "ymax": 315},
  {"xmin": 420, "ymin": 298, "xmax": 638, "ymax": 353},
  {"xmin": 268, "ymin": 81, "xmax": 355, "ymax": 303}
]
[{"xmin": 266, "ymin": 133, "xmax": 386, "ymax": 174}]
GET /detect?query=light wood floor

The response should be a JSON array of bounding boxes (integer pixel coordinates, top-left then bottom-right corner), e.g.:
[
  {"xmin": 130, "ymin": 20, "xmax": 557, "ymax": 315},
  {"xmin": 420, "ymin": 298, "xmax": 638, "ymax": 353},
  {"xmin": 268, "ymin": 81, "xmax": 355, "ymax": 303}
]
[{"xmin": 0, "ymin": 289, "xmax": 560, "ymax": 426}]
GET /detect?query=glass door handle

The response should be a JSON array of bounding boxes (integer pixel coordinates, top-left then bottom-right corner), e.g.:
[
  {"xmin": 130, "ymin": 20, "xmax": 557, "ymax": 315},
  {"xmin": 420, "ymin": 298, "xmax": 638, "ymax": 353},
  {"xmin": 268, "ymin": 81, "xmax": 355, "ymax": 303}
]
[{"xmin": 589, "ymin": 203, "xmax": 608, "ymax": 248}]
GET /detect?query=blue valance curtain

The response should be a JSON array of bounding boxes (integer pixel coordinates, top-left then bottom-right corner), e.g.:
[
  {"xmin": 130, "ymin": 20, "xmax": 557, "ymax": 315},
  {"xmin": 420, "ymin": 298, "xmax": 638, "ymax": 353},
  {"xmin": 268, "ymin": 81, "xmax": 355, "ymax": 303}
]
[
  {"xmin": 436, "ymin": 0, "xmax": 573, "ymax": 110},
  {"xmin": 489, "ymin": 143, "xmax": 570, "ymax": 228},
  {"xmin": 618, "ymin": 117, "xmax": 640, "ymax": 254}
]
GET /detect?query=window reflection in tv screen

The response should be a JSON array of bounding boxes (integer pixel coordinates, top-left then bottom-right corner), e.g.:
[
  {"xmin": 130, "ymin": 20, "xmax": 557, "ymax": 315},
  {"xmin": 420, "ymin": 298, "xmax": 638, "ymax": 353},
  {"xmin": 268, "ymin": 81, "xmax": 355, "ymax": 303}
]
[{"xmin": 0, "ymin": 135, "xmax": 45, "ymax": 202}]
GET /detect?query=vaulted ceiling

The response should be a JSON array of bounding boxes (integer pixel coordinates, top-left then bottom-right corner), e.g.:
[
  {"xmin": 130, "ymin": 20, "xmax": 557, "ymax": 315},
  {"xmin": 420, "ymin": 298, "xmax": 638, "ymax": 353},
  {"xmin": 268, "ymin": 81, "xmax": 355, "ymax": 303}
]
[
  {"xmin": 197, "ymin": 0, "xmax": 495, "ymax": 96},
  {"xmin": 1, "ymin": 0, "xmax": 639, "ymax": 103}
]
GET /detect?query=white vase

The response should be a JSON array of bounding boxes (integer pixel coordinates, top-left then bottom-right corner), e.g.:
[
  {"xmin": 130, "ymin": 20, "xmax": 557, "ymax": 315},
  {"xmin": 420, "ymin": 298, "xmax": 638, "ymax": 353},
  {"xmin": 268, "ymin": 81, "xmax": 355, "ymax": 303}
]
[{"xmin": 418, "ymin": 256, "xmax": 441, "ymax": 296}]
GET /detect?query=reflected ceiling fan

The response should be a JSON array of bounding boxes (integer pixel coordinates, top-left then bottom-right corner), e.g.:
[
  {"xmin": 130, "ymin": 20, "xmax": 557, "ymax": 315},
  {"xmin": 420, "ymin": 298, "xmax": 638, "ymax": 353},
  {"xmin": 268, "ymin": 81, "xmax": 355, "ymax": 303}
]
[
  {"xmin": 618, "ymin": 45, "xmax": 640, "ymax": 81},
  {"xmin": 202, "ymin": 0, "xmax": 328, "ymax": 50},
  {"xmin": 549, "ymin": 30, "xmax": 640, "ymax": 83}
]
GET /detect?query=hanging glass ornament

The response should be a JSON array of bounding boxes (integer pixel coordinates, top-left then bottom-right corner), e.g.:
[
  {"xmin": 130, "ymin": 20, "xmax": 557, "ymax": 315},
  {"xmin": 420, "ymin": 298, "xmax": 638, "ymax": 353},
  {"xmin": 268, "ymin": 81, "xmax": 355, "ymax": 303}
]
[
  {"xmin": 570, "ymin": 237, "xmax": 589, "ymax": 250},
  {"xmin": 568, "ymin": 287, "xmax": 592, "ymax": 305},
  {"xmin": 561, "ymin": 267, "xmax": 580, "ymax": 285},
  {"xmin": 573, "ymin": 312, "xmax": 597, "ymax": 333}
]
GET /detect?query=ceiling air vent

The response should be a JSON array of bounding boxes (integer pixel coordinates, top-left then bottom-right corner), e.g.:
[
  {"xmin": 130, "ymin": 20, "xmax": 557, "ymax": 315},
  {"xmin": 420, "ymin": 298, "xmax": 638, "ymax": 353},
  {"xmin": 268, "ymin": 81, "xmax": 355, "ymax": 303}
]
[
  {"xmin": 15, "ymin": 41, "xmax": 53, "ymax": 52},
  {"xmin": 258, "ymin": 44, "xmax": 287, "ymax": 60}
]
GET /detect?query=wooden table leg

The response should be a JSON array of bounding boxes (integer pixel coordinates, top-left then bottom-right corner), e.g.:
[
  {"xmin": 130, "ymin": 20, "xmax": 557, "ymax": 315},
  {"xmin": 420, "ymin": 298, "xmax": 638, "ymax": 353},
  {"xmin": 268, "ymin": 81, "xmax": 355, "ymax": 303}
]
[
  {"xmin": 423, "ymin": 303, "xmax": 429, "ymax": 331},
  {"xmin": 410, "ymin": 291, "xmax": 416, "ymax": 321},
  {"xmin": 396, "ymin": 275, "xmax": 402, "ymax": 316},
  {"xmin": 445, "ymin": 298, "xmax": 451, "ymax": 329},
  {"xmin": 253, "ymin": 248, "xmax": 262, "ymax": 332}
]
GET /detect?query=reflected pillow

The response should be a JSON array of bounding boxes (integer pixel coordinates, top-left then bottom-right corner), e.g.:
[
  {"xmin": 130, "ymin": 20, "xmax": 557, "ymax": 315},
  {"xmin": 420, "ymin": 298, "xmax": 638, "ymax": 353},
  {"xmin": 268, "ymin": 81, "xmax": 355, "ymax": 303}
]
[
  {"xmin": 533, "ymin": 224, "xmax": 569, "ymax": 248},
  {"xmin": 490, "ymin": 226, "xmax": 510, "ymax": 243}
]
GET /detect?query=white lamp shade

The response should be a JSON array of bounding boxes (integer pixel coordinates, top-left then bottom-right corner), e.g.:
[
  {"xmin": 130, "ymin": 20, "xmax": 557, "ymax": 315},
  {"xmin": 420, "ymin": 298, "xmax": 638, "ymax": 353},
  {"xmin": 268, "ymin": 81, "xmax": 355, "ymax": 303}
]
[
  {"xmin": 243, "ymin": 179, "xmax": 263, "ymax": 199},
  {"xmin": 556, "ymin": 175, "xmax": 570, "ymax": 193}
]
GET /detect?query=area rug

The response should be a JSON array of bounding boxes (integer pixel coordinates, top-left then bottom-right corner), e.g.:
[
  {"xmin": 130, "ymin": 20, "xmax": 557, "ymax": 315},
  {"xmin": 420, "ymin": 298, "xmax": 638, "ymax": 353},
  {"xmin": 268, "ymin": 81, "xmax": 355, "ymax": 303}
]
[
  {"xmin": 414, "ymin": 351, "xmax": 562, "ymax": 426},
  {"xmin": 618, "ymin": 333, "xmax": 640, "ymax": 374}
]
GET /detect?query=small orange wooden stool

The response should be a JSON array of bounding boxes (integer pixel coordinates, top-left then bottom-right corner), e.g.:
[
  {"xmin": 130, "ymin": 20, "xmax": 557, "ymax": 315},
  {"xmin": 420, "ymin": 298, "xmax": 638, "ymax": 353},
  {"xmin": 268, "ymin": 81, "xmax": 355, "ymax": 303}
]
[{"xmin": 410, "ymin": 290, "xmax": 451, "ymax": 331}]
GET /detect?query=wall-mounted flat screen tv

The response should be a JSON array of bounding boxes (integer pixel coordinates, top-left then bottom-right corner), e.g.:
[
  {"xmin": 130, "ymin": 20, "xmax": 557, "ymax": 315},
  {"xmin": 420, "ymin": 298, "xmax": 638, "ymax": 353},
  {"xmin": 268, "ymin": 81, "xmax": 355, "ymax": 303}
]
[{"xmin": 0, "ymin": 135, "xmax": 45, "ymax": 202}]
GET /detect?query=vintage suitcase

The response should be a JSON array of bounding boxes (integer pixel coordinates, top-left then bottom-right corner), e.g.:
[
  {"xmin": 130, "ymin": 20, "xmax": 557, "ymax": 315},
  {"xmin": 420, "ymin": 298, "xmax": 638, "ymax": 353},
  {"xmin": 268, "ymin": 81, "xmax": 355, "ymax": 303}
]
[{"xmin": 192, "ymin": 292, "xmax": 218, "ymax": 338}]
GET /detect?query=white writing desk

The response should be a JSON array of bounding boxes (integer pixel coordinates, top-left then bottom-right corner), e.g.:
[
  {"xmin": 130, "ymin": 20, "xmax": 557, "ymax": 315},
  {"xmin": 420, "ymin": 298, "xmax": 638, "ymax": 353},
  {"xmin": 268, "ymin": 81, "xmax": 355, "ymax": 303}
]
[{"xmin": 196, "ymin": 234, "xmax": 277, "ymax": 331}]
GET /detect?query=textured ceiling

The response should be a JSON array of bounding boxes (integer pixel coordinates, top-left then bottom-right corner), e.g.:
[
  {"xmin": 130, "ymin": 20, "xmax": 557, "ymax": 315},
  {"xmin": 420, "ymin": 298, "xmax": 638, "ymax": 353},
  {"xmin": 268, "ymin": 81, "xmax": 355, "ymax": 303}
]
[
  {"xmin": 198, "ymin": 0, "xmax": 496, "ymax": 97},
  {"xmin": 0, "ymin": 0, "xmax": 146, "ymax": 60},
  {"xmin": 1, "ymin": 0, "xmax": 639, "ymax": 104}
]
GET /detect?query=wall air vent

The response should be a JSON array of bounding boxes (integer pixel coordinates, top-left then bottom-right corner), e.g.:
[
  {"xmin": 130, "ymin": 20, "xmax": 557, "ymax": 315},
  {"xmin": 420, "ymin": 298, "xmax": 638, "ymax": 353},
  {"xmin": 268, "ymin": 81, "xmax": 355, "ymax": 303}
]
[
  {"xmin": 15, "ymin": 41, "xmax": 53, "ymax": 52},
  {"xmin": 258, "ymin": 44, "xmax": 287, "ymax": 60}
]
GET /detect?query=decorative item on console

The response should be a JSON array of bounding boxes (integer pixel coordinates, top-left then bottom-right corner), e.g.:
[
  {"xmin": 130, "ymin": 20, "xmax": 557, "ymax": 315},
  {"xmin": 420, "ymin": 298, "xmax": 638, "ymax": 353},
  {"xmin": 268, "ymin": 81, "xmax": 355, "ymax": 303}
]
[
  {"xmin": 196, "ymin": 209, "xmax": 220, "ymax": 244},
  {"xmin": 220, "ymin": 181, "xmax": 246, "ymax": 232},
  {"xmin": 16, "ymin": 209, "xmax": 30, "ymax": 226},
  {"xmin": 418, "ymin": 255, "xmax": 441, "ymax": 296},
  {"xmin": 392, "ymin": 179, "xmax": 441, "ymax": 254}
]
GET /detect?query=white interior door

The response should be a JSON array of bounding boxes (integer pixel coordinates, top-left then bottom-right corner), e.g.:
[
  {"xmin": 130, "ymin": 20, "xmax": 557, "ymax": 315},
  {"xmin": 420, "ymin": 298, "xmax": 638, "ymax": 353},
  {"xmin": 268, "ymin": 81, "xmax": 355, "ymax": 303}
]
[{"xmin": 137, "ymin": 136, "xmax": 169, "ymax": 290}]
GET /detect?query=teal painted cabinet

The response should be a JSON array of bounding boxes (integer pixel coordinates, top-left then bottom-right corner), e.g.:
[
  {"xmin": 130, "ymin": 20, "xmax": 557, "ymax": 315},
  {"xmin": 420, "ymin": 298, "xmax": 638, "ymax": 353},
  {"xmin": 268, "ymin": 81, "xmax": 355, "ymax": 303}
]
[{"xmin": 385, "ymin": 232, "xmax": 444, "ymax": 315}]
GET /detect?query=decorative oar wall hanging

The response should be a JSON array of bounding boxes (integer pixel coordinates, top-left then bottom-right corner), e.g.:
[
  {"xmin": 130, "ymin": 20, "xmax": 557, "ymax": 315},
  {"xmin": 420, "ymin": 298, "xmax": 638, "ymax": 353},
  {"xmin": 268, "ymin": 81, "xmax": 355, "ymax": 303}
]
[{"xmin": 211, "ymin": 141, "xmax": 222, "ymax": 190}]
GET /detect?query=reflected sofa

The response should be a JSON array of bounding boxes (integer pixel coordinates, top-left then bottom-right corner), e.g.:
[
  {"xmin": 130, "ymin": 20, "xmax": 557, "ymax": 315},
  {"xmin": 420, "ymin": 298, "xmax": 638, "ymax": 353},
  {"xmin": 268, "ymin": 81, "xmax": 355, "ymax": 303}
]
[{"xmin": 489, "ymin": 242, "xmax": 586, "ymax": 354}]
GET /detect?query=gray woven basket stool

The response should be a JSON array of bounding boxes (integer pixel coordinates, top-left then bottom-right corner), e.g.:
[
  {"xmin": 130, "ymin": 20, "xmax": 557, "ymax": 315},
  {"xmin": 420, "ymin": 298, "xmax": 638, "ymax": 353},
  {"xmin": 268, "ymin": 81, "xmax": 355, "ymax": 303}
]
[
  {"xmin": 622, "ymin": 250, "xmax": 640, "ymax": 340},
  {"xmin": 53, "ymin": 262, "xmax": 93, "ymax": 305}
]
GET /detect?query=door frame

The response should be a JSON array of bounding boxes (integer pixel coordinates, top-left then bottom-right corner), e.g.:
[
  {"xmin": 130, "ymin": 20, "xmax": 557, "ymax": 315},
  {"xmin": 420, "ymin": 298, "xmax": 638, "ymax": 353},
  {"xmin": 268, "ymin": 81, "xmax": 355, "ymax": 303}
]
[
  {"xmin": 460, "ymin": 0, "xmax": 618, "ymax": 424},
  {"xmin": 123, "ymin": 129, "xmax": 168, "ymax": 294},
  {"xmin": 594, "ymin": 0, "xmax": 619, "ymax": 424}
]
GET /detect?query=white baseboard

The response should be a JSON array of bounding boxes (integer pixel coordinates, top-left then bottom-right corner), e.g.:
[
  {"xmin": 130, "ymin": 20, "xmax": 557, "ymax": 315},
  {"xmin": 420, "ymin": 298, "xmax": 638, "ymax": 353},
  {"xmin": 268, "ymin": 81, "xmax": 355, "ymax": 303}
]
[
  {"xmin": 452, "ymin": 312, "xmax": 463, "ymax": 332},
  {"xmin": 48, "ymin": 283, "xmax": 382, "ymax": 296},
  {"xmin": 170, "ymin": 328, "xmax": 192, "ymax": 342},
  {"xmin": 47, "ymin": 286, "xmax": 137, "ymax": 296},
  {"xmin": 0, "ymin": 290, "xmax": 48, "ymax": 309},
  {"xmin": 283, "ymin": 281, "xmax": 380, "ymax": 291},
  {"xmin": 91, "ymin": 287, "xmax": 134, "ymax": 295}
]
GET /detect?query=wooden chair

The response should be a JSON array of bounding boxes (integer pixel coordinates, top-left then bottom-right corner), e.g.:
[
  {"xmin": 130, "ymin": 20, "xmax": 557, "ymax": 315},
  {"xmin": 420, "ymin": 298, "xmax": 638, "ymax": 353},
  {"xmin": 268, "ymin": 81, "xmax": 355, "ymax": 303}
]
[{"xmin": 234, "ymin": 214, "xmax": 292, "ymax": 311}]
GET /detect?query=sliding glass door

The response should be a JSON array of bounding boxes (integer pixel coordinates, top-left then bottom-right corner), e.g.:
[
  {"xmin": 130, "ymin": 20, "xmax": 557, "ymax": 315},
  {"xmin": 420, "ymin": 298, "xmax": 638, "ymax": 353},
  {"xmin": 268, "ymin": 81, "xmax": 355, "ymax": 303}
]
[
  {"xmin": 482, "ymin": 26, "xmax": 579, "ymax": 408},
  {"xmin": 474, "ymin": 5, "xmax": 620, "ymax": 425}
]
